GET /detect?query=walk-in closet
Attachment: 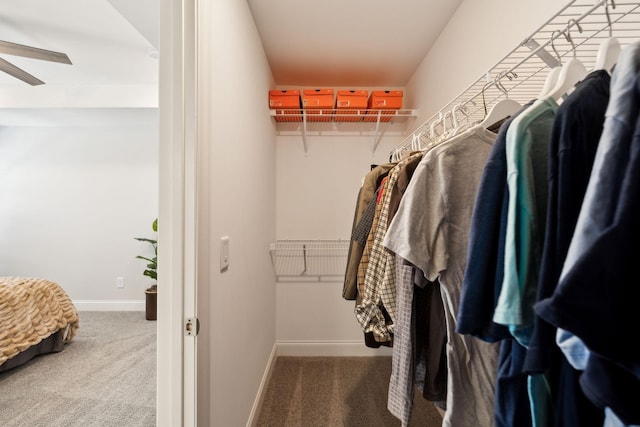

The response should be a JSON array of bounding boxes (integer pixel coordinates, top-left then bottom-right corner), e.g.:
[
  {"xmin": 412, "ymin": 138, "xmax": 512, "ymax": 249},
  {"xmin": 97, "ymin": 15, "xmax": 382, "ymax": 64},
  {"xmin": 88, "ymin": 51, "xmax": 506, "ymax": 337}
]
[{"xmin": 157, "ymin": 0, "xmax": 640, "ymax": 425}]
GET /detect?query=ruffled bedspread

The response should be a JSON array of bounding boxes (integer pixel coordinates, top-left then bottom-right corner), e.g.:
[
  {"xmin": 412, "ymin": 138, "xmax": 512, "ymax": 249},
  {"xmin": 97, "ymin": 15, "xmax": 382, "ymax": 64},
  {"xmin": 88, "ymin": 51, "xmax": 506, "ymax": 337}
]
[{"xmin": 0, "ymin": 276, "xmax": 79, "ymax": 367}]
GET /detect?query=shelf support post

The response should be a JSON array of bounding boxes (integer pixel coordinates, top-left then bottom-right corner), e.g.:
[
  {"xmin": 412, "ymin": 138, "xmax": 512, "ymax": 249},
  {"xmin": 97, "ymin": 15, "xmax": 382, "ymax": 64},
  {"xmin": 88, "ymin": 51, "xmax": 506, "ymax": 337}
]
[
  {"xmin": 372, "ymin": 110, "xmax": 384, "ymax": 154},
  {"xmin": 302, "ymin": 112, "xmax": 308, "ymax": 154},
  {"xmin": 301, "ymin": 244, "xmax": 308, "ymax": 275}
]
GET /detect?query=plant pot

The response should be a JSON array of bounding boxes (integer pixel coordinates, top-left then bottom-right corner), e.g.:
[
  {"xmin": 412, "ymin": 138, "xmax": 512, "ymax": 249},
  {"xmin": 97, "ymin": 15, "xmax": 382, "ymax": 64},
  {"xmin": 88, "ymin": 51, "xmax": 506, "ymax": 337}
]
[{"xmin": 145, "ymin": 286, "xmax": 157, "ymax": 321}]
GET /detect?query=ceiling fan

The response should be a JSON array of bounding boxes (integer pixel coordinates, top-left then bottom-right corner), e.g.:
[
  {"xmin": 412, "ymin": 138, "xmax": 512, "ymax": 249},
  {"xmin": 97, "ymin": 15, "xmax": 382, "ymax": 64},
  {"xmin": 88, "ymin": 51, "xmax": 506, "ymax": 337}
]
[{"xmin": 0, "ymin": 39, "xmax": 72, "ymax": 86}]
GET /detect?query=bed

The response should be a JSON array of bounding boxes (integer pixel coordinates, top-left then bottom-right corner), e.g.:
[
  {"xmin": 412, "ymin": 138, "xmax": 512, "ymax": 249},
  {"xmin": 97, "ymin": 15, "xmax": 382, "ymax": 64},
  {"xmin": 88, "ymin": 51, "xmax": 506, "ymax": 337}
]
[{"xmin": 0, "ymin": 276, "xmax": 79, "ymax": 372}]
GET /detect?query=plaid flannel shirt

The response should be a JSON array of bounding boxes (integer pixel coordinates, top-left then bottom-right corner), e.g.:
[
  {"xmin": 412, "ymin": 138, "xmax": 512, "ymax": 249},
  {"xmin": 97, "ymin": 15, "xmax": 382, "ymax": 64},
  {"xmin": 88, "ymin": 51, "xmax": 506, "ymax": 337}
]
[{"xmin": 355, "ymin": 152, "xmax": 423, "ymax": 342}]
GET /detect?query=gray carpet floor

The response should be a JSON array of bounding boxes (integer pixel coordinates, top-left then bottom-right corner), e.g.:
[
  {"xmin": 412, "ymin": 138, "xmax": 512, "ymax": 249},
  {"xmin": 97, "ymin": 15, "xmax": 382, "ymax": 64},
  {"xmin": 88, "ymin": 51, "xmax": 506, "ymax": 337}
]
[
  {"xmin": 257, "ymin": 356, "xmax": 443, "ymax": 427},
  {"xmin": 0, "ymin": 311, "xmax": 156, "ymax": 427}
]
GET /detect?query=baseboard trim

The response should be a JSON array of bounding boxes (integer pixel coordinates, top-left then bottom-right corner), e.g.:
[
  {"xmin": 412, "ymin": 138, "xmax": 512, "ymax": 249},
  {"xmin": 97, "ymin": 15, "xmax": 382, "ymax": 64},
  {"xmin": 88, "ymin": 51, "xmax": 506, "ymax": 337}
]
[
  {"xmin": 275, "ymin": 340, "xmax": 393, "ymax": 357},
  {"xmin": 73, "ymin": 300, "xmax": 145, "ymax": 311},
  {"xmin": 246, "ymin": 343, "xmax": 278, "ymax": 427}
]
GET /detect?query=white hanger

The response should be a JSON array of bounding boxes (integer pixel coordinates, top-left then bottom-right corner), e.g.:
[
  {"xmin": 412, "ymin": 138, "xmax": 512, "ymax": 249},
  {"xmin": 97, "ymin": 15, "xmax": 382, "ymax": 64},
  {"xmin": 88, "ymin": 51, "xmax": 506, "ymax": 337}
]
[
  {"xmin": 455, "ymin": 103, "xmax": 470, "ymax": 126},
  {"xmin": 594, "ymin": 37, "xmax": 621, "ymax": 72},
  {"xmin": 442, "ymin": 109, "xmax": 459, "ymax": 140},
  {"xmin": 432, "ymin": 110, "xmax": 451, "ymax": 144},
  {"xmin": 593, "ymin": 1, "xmax": 620, "ymax": 73},
  {"xmin": 429, "ymin": 111, "xmax": 443, "ymax": 141},
  {"xmin": 441, "ymin": 110, "xmax": 453, "ymax": 138},
  {"xmin": 539, "ymin": 66, "xmax": 562, "ymax": 98},
  {"xmin": 447, "ymin": 103, "xmax": 470, "ymax": 137},
  {"xmin": 480, "ymin": 73, "xmax": 521, "ymax": 129},
  {"xmin": 547, "ymin": 59, "xmax": 587, "ymax": 100},
  {"xmin": 416, "ymin": 131, "xmax": 427, "ymax": 151},
  {"xmin": 411, "ymin": 133, "xmax": 422, "ymax": 152},
  {"xmin": 480, "ymin": 99, "xmax": 521, "ymax": 129},
  {"xmin": 538, "ymin": 30, "xmax": 564, "ymax": 99},
  {"xmin": 546, "ymin": 21, "xmax": 587, "ymax": 101}
]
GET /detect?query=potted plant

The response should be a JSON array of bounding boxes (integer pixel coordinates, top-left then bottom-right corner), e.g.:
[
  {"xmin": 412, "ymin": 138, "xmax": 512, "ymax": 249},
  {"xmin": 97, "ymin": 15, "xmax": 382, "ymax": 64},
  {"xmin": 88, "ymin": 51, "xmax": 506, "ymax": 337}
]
[{"xmin": 135, "ymin": 218, "xmax": 158, "ymax": 320}]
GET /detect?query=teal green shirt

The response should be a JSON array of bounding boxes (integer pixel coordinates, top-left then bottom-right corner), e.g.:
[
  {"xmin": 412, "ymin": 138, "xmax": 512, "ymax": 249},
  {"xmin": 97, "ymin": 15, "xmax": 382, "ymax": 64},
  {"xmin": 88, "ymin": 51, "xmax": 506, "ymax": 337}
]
[
  {"xmin": 493, "ymin": 96, "xmax": 558, "ymax": 427},
  {"xmin": 493, "ymin": 96, "xmax": 557, "ymax": 344}
]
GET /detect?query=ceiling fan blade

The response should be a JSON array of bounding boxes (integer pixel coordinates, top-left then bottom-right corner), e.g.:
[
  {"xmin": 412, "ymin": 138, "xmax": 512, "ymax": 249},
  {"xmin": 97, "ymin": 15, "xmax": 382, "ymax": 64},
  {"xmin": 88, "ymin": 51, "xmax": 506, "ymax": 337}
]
[
  {"xmin": 0, "ymin": 57, "xmax": 44, "ymax": 85},
  {"xmin": 0, "ymin": 40, "xmax": 71, "ymax": 64}
]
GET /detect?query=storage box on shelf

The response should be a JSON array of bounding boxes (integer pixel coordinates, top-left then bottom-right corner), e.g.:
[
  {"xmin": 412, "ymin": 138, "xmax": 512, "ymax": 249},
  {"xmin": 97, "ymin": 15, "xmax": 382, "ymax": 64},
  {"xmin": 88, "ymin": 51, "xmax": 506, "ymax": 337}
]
[
  {"xmin": 334, "ymin": 90, "xmax": 368, "ymax": 122},
  {"xmin": 269, "ymin": 89, "xmax": 302, "ymax": 122},
  {"xmin": 302, "ymin": 89, "xmax": 334, "ymax": 122},
  {"xmin": 268, "ymin": 87, "xmax": 417, "ymax": 155},
  {"xmin": 364, "ymin": 90, "xmax": 403, "ymax": 122}
]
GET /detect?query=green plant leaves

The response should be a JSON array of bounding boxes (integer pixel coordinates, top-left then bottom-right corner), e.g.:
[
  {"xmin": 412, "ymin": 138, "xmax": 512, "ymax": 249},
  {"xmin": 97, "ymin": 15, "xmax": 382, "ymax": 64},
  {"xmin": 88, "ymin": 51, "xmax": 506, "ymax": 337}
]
[{"xmin": 135, "ymin": 218, "xmax": 158, "ymax": 283}]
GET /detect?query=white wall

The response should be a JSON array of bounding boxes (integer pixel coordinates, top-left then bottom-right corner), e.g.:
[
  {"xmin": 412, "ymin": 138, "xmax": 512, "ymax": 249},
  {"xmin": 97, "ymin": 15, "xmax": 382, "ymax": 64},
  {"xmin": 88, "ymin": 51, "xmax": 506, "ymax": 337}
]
[
  {"xmin": 275, "ymin": 133, "xmax": 399, "ymax": 356},
  {"xmin": 0, "ymin": 120, "xmax": 158, "ymax": 309},
  {"xmin": 197, "ymin": 0, "xmax": 277, "ymax": 426},
  {"xmin": 406, "ymin": 0, "xmax": 562, "ymax": 126}
]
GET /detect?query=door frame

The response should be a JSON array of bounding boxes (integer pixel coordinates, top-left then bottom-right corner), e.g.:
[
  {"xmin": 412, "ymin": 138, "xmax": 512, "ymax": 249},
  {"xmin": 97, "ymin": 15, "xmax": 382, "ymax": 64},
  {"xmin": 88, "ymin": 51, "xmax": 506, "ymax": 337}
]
[{"xmin": 157, "ymin": 0, "xmax": 200, "ymax": 426}]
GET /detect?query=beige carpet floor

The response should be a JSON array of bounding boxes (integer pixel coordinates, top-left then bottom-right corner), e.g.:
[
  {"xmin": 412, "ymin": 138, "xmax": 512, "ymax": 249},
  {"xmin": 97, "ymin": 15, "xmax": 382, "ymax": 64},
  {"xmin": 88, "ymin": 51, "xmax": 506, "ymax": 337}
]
[
  {"xmin": 256, "ymin": 356, "xmax": 443, "ymax": 427},
  {"xmin": 0, "ymin": 311, "xmax": 156, "ymax": 427}
]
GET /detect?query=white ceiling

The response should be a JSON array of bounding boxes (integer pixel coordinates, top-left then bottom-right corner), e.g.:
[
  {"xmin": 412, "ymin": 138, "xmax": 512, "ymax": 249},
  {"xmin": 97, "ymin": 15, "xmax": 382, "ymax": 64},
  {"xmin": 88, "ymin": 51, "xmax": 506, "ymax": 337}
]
[
  {"xmin": 0, "ymin": 0, "xmax": 461, "ymax": 124},
  {"xmin": 248, "ymin": 0, "xmax": 463, "ymax": 87}
]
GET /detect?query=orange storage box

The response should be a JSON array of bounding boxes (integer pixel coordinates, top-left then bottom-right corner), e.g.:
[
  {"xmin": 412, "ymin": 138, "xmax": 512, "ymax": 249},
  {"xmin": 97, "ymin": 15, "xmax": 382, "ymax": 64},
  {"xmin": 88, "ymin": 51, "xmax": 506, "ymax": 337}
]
[
  {"xmin": 364, "ymin": 90, "xmax": 404, "ymax": 122},
  {"xmin": 334, "ymin": 90, "xmax": 368, "ymax": 122},
  {"xmin": 302, "ymin": 89, "xmax": 334, "ymax": 122},
  {"xmin": 269, "ymin": 90, "xmax": 302, "ymax": 122}
]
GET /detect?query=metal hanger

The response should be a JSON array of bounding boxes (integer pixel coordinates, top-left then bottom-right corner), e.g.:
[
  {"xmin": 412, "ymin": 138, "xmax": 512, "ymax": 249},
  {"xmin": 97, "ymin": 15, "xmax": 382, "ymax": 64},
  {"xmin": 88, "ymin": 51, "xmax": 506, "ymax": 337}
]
[
  {"xmin": 594, "ymin": 0, "xmax": 620, "ymax": 73},
  {"xmin": 447, "ymin": 103, "xmax": 469, "ymax": 137},
  {"xmin": 479, "ymin": 72, "xmax": 521, "ymax": 129},
  {"xmin": 546, "ymin": 19, "xmax": 588, "ymax": 100}
]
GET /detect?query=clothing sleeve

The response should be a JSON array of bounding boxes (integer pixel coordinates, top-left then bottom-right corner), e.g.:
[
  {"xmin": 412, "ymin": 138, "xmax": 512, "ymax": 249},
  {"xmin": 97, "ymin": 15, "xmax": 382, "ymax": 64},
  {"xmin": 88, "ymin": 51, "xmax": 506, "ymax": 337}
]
[
  {"xmin": 343, "ymin": 185, "xmax": 366, "ymax": 300},
  {"xmin": 384, "ymin": 155, "xmax": 447, "ymax": 283},
  {"xmin": 456, "ymin": 123, "xmax": 514, "ymax": 342}
]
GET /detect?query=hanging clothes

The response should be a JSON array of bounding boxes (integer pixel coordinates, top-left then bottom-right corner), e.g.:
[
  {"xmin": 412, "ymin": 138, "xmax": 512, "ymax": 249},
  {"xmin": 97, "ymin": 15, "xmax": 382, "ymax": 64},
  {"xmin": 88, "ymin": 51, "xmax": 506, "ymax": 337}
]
[
  {"xmin": 456, "ymin": 99, "xmax": 535, "ymax": 340},
  {"xmin": 355, "ymin": 151, "xmax": 423, "ymax": 344},
  {"xmin": 524, "ymin": 69, "xmax": 611, "ymax": 427},
  {"xmin": 357, "ymin": 174, "xmax": 394, "ymax": 347},
  {"xmin": 349, "ymin": 9, "xmax": 640, "ymax": 427},
  {"xmin": 535, "ymin": 41, "xmax": 640, "ymax": 426},
  {"xmin": 456, "ymin": 100, "xmax": 535, "ymax": 427},
  {"xmin": 343, "ymin": 163, "xmax": 395, "ymax": 300},
  {"xmin": 493, "ymin": 96, "xmax": 557, "ymax": 345},
  {"xmin": 386, "ymin": 260, "xmax": 447, "ymax": 426},
  {"xmin": 345, "ymin": 145, "xmax": 448, "ymax": 427},
  {"xmin": 459, "ymin": 68, "xmax": 615, "ymax": 426},
  {"xmin": 493, "ymin": 95, "xmax": 558, "ymax": 427},
  {"xmin": 383, "ymin": 124, "xmax": 500, "ymax": 427}
]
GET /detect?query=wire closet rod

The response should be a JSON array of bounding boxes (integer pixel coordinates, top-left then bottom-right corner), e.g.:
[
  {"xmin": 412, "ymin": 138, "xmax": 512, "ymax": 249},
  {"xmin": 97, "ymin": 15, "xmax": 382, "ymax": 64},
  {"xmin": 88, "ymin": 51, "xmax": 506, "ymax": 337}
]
[{"xmin": 390, "ymin": 0, "xmax": 638, "ymax": 161}]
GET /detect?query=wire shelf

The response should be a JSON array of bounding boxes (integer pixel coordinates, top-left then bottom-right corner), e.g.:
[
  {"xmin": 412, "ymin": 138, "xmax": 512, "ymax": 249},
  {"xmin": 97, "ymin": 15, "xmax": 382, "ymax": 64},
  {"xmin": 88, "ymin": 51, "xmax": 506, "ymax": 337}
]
[
  {"xmin": 270, "ymin": 108, "xmax": 417, "ymax": 123},
  {"xmin": 269, "ymin": 240, "xmax": 350, "ymax": 282},
  {"xmin": 271, "ymin": 109, "xmax": 418, "ymax": 154}
]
